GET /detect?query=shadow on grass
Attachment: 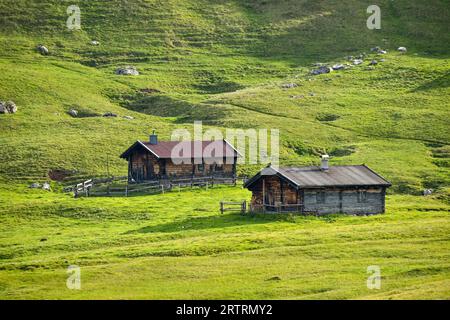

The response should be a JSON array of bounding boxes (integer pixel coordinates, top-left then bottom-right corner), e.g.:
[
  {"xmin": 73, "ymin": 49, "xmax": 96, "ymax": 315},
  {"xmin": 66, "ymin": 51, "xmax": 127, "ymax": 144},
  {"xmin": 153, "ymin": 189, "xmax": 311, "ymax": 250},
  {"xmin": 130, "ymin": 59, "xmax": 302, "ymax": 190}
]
[
  {"xmin": 411, "ymin": 71, "xmax": 450, "ymax": 92},
  {"xmin": 126, "ymin": 212, "xmax": 301, "ymax": 234}
]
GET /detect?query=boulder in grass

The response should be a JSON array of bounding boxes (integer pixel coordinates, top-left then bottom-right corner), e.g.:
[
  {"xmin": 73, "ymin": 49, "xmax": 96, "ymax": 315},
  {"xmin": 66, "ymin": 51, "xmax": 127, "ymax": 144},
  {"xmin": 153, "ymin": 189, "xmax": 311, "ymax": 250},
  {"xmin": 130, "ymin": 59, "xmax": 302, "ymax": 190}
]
[
  {"xmin": 332, "ymin": 64, "xmax": 345, "ymax": 71},
  {"xmin": 37, "ymin": 45, "xmax": 49, "ymax": 55},
  {"xmin": 103, "ymin": 112, "xmax": 118, "ymax": 117},
  {"xmin": 90, "ymin": 40, "xmax": 100, "ymax": 46},
  {"xmin": 0, "ymin": 101, "xmax": 18, "ymax": 114},
  {"xmin": 369, "ymin": 60, "xmax": 378, "ymax": 66},
  {"xmin": 68, "ymin": 109, "xmax": 78, "ymax": 117},
  {"xmin": 6, "ymin": 101, "xmax": 17, "ymax": 113},
  {"xmin": 42, "ymin": 182, "xmax": 51, "ymax": 191},
  {"xmin": 311, "ymin": 66, "xmax": 332, "ymax": 75},
  {"xmin": 123, "ymin": 115, "xmax": 134, "ymax": 120},
  {"xmin": 115, "ymin": 66, "xmax": 139, "ymax": 76},
  {"xmin": 398, "ymin": 46, "xmax": 407, "ymax": 53},
  {"xmin": 0, "ymin": 102, "xmax": 7, "ymax": 114},
  {"xmin": 29, "ymin": 183, "xmax": 41, "ymax": 189},
  {"xmin": 281, "ymin": 83, "xmax": 298, "ymax": 89},
  {"xmin": 352, "ymin": 59, "xmax": 363, "ymax": 65}
]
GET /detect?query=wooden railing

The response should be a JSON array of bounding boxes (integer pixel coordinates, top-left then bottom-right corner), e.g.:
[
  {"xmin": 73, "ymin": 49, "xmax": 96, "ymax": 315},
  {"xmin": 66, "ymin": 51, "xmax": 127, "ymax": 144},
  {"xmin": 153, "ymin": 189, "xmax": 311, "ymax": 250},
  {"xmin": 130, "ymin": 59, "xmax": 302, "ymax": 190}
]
[
  {"xmin": 72, "ymin": 175, "xmax": 244, "ymax": 198},
  {"xmin": 220, "ymin": 201, "xmax": 247, "ymax": 214},
  {"xmin": 250, "ymin": 203, "xmax": 305, "ymax": 214}
]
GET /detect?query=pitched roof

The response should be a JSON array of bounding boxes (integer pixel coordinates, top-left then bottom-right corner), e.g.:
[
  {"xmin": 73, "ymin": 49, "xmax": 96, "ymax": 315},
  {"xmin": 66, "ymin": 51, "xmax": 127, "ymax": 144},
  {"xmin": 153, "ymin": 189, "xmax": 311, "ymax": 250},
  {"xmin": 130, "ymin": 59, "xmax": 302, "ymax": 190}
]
[
  {"xmin": 120, "ymin": 140, "xmax": 239, "ymax": 159},
  {"xmin": 244, "ymin": 165, "xmax": 391, "ymax": 189}
]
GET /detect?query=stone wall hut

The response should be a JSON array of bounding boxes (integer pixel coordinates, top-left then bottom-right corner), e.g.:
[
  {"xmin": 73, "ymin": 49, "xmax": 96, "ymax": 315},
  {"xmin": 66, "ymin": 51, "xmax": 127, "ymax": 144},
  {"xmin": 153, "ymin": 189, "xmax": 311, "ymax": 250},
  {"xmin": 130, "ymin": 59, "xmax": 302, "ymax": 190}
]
[
  {"xmin": 244, "ymin": 155, "xmax": 391, "ymax": 215},
  {"xmin": 120, "ymin": 133, "xmax": 239, "ymax": 182}
]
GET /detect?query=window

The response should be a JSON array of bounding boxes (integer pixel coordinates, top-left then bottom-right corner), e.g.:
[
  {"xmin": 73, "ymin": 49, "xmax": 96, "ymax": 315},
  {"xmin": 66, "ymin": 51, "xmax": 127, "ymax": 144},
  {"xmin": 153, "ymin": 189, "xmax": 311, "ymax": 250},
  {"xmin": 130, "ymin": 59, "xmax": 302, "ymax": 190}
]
[
  {"xmin": 358, "ymin": 191, "xmax": 367, "ymax": 203},
  {"xmin": 316, "ymin": 191, "xmax": 325, "ymax": 204},
  {"xmin": 197, "ymin": 164, "xmax": 204, "ymax": 172}
]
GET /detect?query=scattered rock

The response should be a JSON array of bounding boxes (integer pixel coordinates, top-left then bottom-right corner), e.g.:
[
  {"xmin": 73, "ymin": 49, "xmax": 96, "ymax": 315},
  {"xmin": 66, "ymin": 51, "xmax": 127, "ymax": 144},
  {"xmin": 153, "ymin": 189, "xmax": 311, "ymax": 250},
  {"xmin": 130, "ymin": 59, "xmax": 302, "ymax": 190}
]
[
  {"xmin": 115, "ymin": 66, "xmax": 139, "ymax": 76},
  {"xmin": 398, "ymin": 46, "xmax": 407, "ymax": 53},
  {"xmin": 423, "ymin": 189, "xmax": 433, "ymax": 196},
  {"xmin": 281, "ymin": 83, "xmax": 298, "ymax": 89},
  {"xmin": 0, "ymin": 102, "xmax": 6, "ymax": 114},
  {"xmin": 37, "ymin": 45, "xmax": 49, "ymax": 55},
  {"xmin": 103, "ymin": 112, "xmax": 118, "ymax": 117},
  {"xmin": 309, "ymin": 92, "xmax": 315, "ymax": 97},
  {"xmin": 0, "ymin": 101, "xmax": 18, "ymax": 114},
  {"xmin": 352, "ymin": 59, "xmax": 363, "ymax": 65},
  {"xmin": 311, "ymin": 66, "xmax": 332, "ymax": 75},
  {"xmin": 332, "ymin": 64, "xmax": 345, "ymax": 70},
  {"xmin": 123, "ymin": 115, "xmax": 134, "ymax": 120},
  {"xmin": 380, "ymin": 58, "xmax": 386, "ymax": 62},
  {"xmin": 40, "ymin": 238, "xmax": 48, "ymax": 242},
  {"xmin": 42, "ymin": 182, "xmax": 51, "ymax": 191},
  {"xmin": 68, "ymin": 109, "xmax": 78, "ymax": 117},
  {"xmin": 370, "ymin": 47, "xmax": 387, "ymax": 54},
  {"xmin": 369, "ymin": 60, "xmax": 378, "ymax": 65},
  {"xmin": 290, "ymin": 95, "xmax": 304, "ymax": 99},
  {"xmin": 266, "ymin": 276, "xmax": 282, "ymax": 281},
  {"xmin": 90, "ymin": 40, "xmax": 100, "ymax": 46},
  {"xmin": 29, "ymin": 183, "xmax": 41, "ymax": 189}
]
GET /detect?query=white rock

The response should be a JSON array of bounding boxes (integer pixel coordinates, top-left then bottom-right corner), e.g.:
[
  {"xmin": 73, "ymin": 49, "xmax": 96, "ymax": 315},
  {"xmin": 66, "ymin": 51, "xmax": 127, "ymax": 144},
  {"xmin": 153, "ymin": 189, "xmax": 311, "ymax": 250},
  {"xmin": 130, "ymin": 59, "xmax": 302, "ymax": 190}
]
[
  {"xmin": 42, "ymin": 182, "xmax": 51, "ymax": 191},
  {"xmin": 398, "ymin": 46, "xmax": 407, "ymax": 53},
  {"xmin": 115, "ymin": 66, "xmax": 139, "ymax": 76},
  {"xmin": 68, "ymin": 109, "xmax": 78, "ymax": 117},
  {"xmin": 352, "ymin": 59, "xmax": 363, "ymax": 65},
  {"xmin": 37, "ymin": 45, "xmax": 49, "ymax": 55},
  {"xmin": 332, "ymin": 64, "xmax": 345, "ymax": 70},
  {"xmin": 90, "ymin": 40, "xmax": 100, "ymax": 46}
]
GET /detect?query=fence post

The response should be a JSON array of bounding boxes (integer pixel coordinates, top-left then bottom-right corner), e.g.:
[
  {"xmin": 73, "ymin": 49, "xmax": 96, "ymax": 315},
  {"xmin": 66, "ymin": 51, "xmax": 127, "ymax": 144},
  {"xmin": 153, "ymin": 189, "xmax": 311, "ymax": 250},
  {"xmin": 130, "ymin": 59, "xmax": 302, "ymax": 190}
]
[
  {"xmin": 125, "ymin": 184, "xmax": 128, "ymax": 197},
  {"xmin": 211, "ymin": 176, "xmax": 214, "ymax": 188},
  {"xmin": 220, "ymin": 201, "xmax": 224, "ymax": 214}
]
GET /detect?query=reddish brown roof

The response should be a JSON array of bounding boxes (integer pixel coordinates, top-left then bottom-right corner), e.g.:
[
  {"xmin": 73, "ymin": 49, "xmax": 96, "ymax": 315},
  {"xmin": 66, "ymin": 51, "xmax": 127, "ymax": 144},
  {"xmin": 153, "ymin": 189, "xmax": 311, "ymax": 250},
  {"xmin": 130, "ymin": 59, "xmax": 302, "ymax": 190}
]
[{"xmin": 120, "ymin": 140, "xmax": 239, "ymax": 159}]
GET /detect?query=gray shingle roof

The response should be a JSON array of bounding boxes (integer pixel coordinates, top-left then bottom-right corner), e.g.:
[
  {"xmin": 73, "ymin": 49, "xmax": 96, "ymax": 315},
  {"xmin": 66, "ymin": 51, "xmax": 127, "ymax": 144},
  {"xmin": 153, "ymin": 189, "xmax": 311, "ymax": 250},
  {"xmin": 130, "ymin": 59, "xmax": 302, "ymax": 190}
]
[{"xmin": 244, "ymin": 165, "xmax": 391, "ymax": 189}]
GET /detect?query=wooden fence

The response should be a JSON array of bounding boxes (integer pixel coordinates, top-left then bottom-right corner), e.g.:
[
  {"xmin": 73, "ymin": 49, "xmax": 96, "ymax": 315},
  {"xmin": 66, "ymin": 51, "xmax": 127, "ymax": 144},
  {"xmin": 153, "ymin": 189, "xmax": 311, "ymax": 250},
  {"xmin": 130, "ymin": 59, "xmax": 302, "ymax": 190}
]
[
  {"xmin": 73, "ymin": 175, "xmax": 243, "ymax": 198},
  {"xmin": 220, "ymin": 201, "xmax": 247, "ymax": 214},
  {"xmin": 249, "ymin": 203, "xmax": 306, "ymax": 214}
]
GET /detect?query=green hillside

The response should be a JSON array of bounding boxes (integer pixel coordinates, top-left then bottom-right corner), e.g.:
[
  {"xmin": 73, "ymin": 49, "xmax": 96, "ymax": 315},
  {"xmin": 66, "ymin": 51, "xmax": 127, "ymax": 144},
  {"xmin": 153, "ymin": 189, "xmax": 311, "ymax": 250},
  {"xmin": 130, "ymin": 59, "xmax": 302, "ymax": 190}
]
[{"xmin": 0, "ymin": 0, "xmax": 449, "ymax": 299}]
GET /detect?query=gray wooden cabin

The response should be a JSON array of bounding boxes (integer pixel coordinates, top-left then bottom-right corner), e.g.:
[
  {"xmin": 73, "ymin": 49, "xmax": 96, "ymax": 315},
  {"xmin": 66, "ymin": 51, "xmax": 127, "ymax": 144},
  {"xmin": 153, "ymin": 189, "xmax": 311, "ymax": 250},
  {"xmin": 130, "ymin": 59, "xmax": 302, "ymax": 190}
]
[{"xmin": 244, "ymin": 156, "xmax": 391, "ymax": 215}]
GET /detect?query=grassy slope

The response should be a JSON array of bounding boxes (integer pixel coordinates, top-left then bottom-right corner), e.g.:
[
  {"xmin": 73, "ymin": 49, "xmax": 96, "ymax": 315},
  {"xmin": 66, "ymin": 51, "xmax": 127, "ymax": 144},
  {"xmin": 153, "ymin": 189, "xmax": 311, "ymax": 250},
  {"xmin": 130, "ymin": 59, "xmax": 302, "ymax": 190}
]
[
  {"xmin": 0, "ymin": 0, "xmax": 449, "ymax": 299},
  {"xmin": 0, "ymin": 186, "xmax": 449, "ymax": 299}
]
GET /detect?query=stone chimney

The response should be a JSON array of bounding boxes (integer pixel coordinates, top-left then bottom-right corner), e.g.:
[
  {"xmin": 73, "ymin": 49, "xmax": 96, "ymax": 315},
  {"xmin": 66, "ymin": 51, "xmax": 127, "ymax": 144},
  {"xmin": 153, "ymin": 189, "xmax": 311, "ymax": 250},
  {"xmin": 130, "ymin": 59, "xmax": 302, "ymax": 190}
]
[
  {"xmin": 320, "ymin": 154, "xmax": 329, "ymax": 171},
  {"xmin": 149, "ymin": 130, "xmax": 158, "ymax": 145}
]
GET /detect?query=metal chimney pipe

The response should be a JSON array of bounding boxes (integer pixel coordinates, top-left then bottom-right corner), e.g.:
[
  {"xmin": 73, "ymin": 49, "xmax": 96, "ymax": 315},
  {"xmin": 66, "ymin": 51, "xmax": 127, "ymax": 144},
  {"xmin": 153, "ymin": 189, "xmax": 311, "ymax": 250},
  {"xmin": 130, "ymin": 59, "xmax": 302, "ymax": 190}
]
[
  {"xmin": 321, "ymin": 154, "xmax": 329, "ymax": 171},
  {"xmin": 149, "ymin": 130, "xmax": 158, "ymax": 145}
]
